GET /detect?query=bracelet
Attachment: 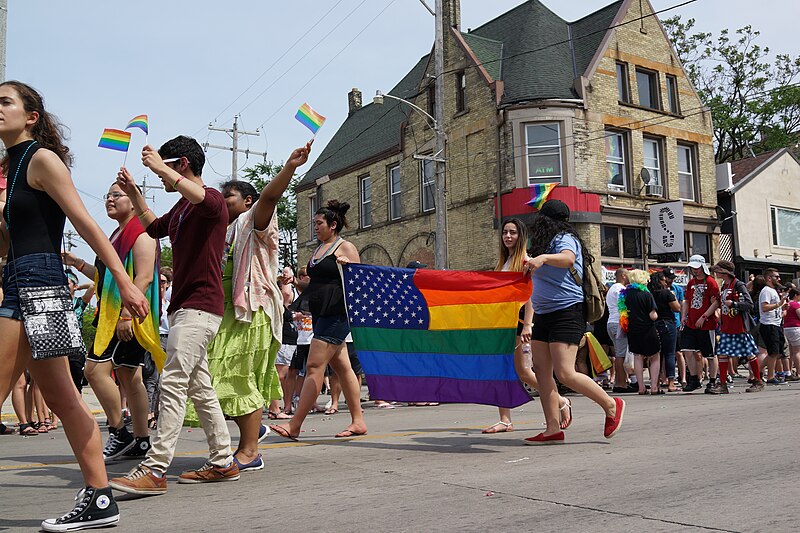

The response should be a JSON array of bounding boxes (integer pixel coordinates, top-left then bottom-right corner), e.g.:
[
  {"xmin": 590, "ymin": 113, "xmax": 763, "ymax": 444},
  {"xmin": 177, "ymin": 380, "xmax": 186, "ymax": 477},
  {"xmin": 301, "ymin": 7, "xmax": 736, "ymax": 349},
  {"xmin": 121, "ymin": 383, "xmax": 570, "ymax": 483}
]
[
  {"xmin": 523, "ymin": 323, "xmax": 532, "ymax": 326},
  {"xmin": 119, "ymin": 317, "xmax": 133, "ymax": 322},
  {"xmin": 137, "ymin": 208, "xmax": 152, "ymax": 220},
  {"xmin": 77, "ymin": 259, "xmax": 86, "ymax": 272},
  {"xmin": 173, "ymin": 176, "xmax": 184, "ymax": 187}
]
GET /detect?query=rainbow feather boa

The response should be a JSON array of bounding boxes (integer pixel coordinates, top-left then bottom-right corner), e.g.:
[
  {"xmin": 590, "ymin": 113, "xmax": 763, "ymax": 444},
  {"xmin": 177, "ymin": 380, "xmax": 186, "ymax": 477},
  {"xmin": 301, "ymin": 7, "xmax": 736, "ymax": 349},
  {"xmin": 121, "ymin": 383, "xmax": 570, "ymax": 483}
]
[{"xmin": 618, "ymin": 282, "xmax": 649, "ymax": 333}]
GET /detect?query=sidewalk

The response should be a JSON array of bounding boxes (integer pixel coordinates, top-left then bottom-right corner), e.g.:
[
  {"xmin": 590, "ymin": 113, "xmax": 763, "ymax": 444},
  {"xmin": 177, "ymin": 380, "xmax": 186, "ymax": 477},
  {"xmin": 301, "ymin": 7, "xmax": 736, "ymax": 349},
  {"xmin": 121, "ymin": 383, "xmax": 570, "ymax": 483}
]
[{"xmin": 1, "ymin": 386, "xmax": 105, "ymax": 424}]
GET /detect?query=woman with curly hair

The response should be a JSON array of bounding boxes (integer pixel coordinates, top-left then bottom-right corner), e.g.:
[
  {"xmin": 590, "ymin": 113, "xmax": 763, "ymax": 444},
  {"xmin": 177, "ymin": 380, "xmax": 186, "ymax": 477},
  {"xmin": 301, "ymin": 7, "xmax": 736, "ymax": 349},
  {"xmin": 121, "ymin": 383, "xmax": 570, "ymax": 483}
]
[
  {"xmin": 0, "ymin": 81, "xmax": 148, "ymax": 530},
  {"xmin": 522, "ymin": 200, "xmax": 623, "ymax": 444},
  {"xmin": 621, "ymin": 270, "xmax": 660, "ymax": 394},
  {"xmin": 270, "ymin": 200, "xmax": 367, "ymax": 440},
  {"xmin": 482, "ymin": 218, "xmax": 572, "ymax": 434}
]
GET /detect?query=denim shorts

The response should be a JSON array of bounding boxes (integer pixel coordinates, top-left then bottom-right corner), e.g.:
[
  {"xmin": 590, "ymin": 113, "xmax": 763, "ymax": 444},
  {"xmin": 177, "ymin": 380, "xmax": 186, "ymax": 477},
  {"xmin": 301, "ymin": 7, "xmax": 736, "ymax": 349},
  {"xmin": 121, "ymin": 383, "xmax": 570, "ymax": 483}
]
[
  {"xmin": 312, "ymin": 314, "xmax": 350, "ymax": 345},
  {"xmin": 1, "ymin": 253, "xmax": 68, "ymax": 321}
]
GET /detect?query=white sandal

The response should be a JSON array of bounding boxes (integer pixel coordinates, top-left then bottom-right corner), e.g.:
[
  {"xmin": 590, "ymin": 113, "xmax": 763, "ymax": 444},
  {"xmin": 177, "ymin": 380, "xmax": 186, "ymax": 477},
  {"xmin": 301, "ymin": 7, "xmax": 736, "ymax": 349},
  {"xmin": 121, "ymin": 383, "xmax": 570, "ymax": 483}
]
[{"xmin": 482, "ymin": 421, "xmax": 513, "ymax": 434}]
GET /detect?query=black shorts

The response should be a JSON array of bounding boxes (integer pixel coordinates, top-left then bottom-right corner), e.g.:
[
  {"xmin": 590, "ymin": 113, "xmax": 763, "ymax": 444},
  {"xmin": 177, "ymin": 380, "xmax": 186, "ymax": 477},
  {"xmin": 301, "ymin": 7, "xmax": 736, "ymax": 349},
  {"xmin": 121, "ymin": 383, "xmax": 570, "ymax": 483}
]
[
  {"xmin": 516, "ymin": 307, "xmax": 525, "ymax": 336},
  {"xmin": 88, "ymin": 337, "xmax": 147, "ymax": 368},
  {"xmin": 291, "ymin": 344, "xmax": 309, "ymax": 371},
  {"xmin": 68, "ymin": 358, "xmax": 85, "ymax": 393},
  {"xmin": 680, "ymin": 328, "xmax": 715, "ymax": 358},
  {"xmin": 532, "ymin": 303, "xmax": 585, "ymax": 346},
  {"xmin": 759, "ymin": 324, "xmax": 786, "ymax": 356}
]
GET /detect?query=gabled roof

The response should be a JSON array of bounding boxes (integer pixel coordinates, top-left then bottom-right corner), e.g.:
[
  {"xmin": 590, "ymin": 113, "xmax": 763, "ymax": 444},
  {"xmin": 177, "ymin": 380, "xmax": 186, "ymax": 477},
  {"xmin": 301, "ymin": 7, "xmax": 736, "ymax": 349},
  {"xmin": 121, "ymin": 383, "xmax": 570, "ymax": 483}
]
[
  {"xmin": 730, "ymin": 148, "xmax": 784, "ymax": 186},
  {"xmin": 299, "ymin": 1, "xmax": 625, "ymax": 188},
  {"xmin": 468, "ymin": 0, "xmax": 622, "ymax": 104},
  {"xmin": 297, "ymin": 55, "xmax": 429, "ymax": 189}
]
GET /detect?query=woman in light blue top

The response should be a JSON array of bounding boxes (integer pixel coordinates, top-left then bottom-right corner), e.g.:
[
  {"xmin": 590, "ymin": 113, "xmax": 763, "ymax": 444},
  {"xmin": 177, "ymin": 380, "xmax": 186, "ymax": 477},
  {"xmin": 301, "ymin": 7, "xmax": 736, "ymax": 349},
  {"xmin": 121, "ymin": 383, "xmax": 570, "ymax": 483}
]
[{"xmin": 523, "ymin": 200, "xmax": 624, "ymax": 445}]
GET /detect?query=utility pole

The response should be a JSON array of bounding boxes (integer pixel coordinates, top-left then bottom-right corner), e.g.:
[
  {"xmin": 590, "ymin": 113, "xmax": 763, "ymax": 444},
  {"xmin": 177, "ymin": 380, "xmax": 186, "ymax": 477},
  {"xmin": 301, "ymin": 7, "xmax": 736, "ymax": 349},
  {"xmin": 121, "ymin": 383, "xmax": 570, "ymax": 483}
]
[
  {"xmin": 205, "ymin": 114, "xmax": 266, "ymax": 180},
  {"xmin": 0, "ymin": 0, "xmax": 7, "ymax": 83},
  {"xmin": 433, "ymin": 0, "xmax": 448, "ymax": 269},
  {"xmin": 140, "ymin": 175, "xmax": 162, "ymax": 204},
  {"xmin": 63, "ymin": 230, "xmax": 78, "ymax": 251}
]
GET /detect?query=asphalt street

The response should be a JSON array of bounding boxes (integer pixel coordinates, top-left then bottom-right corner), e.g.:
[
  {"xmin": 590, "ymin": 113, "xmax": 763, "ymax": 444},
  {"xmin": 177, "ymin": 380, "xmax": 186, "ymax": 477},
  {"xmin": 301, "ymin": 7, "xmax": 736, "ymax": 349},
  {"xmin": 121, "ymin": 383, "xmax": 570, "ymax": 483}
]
[{"xmin": 2, "ymin": 379, "xmax": 800, "ymax": 532}]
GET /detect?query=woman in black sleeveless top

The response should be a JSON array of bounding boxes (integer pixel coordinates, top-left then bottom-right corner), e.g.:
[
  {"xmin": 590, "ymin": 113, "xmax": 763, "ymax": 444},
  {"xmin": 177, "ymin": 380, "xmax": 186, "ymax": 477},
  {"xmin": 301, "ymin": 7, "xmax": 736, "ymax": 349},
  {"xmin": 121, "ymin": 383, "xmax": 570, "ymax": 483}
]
[
  {"xmin": 270, "ymin": 200, "xmax": 367, "ymax": 440},
  {"xmin": 0, "ymin": 81, "xmax": 149, "ymax": 531}
]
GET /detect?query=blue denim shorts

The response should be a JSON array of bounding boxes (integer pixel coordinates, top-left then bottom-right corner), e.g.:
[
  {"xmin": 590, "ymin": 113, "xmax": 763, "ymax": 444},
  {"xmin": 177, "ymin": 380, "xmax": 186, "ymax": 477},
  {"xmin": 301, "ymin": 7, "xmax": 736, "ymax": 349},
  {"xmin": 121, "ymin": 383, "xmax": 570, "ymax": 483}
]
[
  {"xmin": 1, "ymin": 253, "xmax": 68, "ymax": 321},
  {"xmin": 312, "ymin": 314, "xmax": 350, "ymax": 345}
]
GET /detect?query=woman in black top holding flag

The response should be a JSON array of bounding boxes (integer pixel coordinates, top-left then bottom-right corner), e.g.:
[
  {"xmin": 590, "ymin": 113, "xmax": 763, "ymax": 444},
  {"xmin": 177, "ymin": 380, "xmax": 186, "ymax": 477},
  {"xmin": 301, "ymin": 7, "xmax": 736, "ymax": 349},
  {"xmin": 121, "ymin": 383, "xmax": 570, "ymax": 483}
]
[{"xmin": 271, "ymin": 200, "xmax": 367, "ymax": 440}]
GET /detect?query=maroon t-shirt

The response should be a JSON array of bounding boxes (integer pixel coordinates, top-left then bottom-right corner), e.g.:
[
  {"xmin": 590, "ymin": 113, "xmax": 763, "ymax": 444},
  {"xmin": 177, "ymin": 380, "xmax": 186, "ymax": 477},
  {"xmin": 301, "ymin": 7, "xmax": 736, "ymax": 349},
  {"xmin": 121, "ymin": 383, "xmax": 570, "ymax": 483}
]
[{"xmin": 146, "ymin": 187, "xmax": 228, "ymax": 316}]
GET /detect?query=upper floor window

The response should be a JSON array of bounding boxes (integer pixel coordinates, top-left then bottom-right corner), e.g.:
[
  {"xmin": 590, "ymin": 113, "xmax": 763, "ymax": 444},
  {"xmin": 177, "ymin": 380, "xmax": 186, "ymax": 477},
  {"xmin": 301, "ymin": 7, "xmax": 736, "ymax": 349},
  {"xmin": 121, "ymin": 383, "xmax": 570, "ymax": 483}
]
[
  {"xmin": 642, "ymin": 137, "xmax": 664, "ymax": 196},
  {"xmin": 666, "ymin": 74, "xmax": 680, "ymax": 114},
  {"xmin": 683, "ymin": 232, "xmax": 710, "ymax": 263},
  {"xmin": 388, "ymin": 164, "xmax": 402, "ymax": 220},
  {"xmin": 771, "ymin": 206, "xmax": 800, "ymax": 248},
  {"xmin": 360, "ymin": 175, "xmax": 372, "ymax": 228},
  {"xmin": 420, "ymin": 159, "xmax": 435, "ymax": 212},
  {"xmin": 636, "ymin": 68, "xmax": 660, "ymax": 110},
  {"xmin": 309, "ymin": 194, "xmax": 318, "ymax": 241},
  {"xmin": 605, "ymin": 130, "xmax": 628, "ymax": 191},
  {"xmin": 677, "ymin": 143, "xmax": 697, "ymax": 201},
  {"xmin": 616, "ymin": 62, "xmax": 630, "ymax": 103},
  {"xmin": 455, "ymin": 71, "xmax": 467, "ymax": 113},
  {"xmin": 525, "ymin": 123, "xmax": 562, "ymax": 184}
]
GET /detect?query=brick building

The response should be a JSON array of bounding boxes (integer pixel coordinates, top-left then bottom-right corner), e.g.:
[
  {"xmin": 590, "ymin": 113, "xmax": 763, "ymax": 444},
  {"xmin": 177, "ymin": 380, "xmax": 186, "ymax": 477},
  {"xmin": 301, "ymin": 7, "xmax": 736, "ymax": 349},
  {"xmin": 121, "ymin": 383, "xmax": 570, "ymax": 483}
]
[{"xmin": 296, "ymin": 0, "xmax": 719, "ymax": 274}]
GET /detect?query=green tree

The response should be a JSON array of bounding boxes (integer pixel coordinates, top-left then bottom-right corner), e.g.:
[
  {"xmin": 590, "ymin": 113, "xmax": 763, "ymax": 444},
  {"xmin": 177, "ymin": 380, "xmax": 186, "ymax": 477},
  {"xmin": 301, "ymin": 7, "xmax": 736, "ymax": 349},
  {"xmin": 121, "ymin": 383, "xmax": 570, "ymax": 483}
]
[
  {"xmin": 663, "ymin": 16, "xmax": 800, "ymax": 162},
  {"xmin": 81, "ymin": 305, "xmax": 97, "ymax": 350},
  {"xmin": 160, "ymin": 244, "xmax": 173, "ymax": 268},
  {"xmin": 242, "ymin": 161, "xmax": 299, "ymax": 270}
]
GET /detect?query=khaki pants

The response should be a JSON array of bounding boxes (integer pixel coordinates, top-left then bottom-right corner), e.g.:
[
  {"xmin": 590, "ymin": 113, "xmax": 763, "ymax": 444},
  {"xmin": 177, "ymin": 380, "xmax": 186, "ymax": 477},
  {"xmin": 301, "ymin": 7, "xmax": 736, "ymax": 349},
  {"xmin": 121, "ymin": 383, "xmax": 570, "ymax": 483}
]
[{"xmin": 142, "ymin": 308, "xmax": 231, "ymax": 472}]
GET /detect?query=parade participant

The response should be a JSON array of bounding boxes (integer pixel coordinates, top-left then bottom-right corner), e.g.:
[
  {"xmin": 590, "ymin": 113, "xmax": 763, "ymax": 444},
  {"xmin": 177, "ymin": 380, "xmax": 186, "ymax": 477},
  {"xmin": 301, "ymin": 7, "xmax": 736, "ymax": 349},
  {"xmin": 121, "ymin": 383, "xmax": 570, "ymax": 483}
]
[
  {"xmin": 62, "ymin": 181, "xmax": 164, "ymax": 461},
  {"xmin": 649, "ymin": 271, "xmax": 679, "ymax": 392},
  {"xmin": 679, "ymin": 255, "xmax": 720, "ymax": 392},
  {"xmin": 523, "ymin": 200, "xmax": 623, "ymax": 444},
  {"xmin": 0, "ymin": 81, "xmax": 149, "ymax": 531},
  {"xmin": 607, "ymin": 268, "xmax": 636, "ymax": 392},
  {"xmin": 110, "ymin": 136, "xmax": 239, "ymax": 495},
  {"xmin": 620, "ymin": 270, "xmax": 660, "ymax": 395},
  {"xmin": 270, "ymin": 200, "xmax": 367, "ymax": 441},
  {"xmin": 288, "ymin": 266, "xmax": 313, "ymax": 414},
  {"xmin": 482, "ymin": 218, "xmax": 572, "ymax": 434},
  {"xmin": 663, "ymin": 269, "xmax": 686, "ymax": 387},
  {"xmin": 273, "ymin": 266, "xmax": 298, "ymax": 419},
  {"xmin": 185, "ymin": 143, "xmax": 311, "ymax": 473},
  {"xmin": 707, "ymin": 261, "xmax": 761, "ymax": 393},
  {"xmin": 760, "ymin": 268, "xmax": 788, "ymax": 384},
  {"xmin": 783, "ymin": 288, "xmax": 800, "ymax": 381}
]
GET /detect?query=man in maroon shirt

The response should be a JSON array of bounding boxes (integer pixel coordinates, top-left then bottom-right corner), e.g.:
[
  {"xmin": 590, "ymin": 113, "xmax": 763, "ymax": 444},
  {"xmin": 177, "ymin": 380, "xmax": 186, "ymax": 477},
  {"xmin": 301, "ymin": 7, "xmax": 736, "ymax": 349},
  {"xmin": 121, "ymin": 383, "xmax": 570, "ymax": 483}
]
[{"xmin": 110, "ymin": 136, "xmax": 239, "ymax": 496}]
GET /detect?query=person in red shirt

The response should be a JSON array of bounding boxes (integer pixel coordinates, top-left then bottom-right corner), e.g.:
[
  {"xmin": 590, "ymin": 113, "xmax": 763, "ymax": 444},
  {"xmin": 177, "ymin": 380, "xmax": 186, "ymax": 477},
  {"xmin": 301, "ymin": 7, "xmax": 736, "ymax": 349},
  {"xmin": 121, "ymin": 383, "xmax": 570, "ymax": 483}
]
[
  {"xmin": 110, "ymin": 136, "xmax": 239, "ymax": 496},
  {"xmin": 679, "ymin": 255, "xmax": 720, "ymax": 392},
  {"xmin": 782, "ymin": 288, "xmax": 800, "ymax": 381},
  {"xmin": 708, "ymin": 261, "xmax": 762, "ymax": 393}
]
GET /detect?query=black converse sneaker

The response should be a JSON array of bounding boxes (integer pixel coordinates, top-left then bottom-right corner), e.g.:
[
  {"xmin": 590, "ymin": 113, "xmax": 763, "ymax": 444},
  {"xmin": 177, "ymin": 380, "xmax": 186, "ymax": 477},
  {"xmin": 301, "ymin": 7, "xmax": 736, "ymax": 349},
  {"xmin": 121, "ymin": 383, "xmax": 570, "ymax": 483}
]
[
  {"xmin": 103, "ymin": 426, "xmax": 135, "ymax": 462},
  {"xmin": 41, "ymin": 486, "xmax": 119, "ymax": 532},
  {"xmin": 122, "ymin": 436, "xmax": 151, "ymax": 458}
]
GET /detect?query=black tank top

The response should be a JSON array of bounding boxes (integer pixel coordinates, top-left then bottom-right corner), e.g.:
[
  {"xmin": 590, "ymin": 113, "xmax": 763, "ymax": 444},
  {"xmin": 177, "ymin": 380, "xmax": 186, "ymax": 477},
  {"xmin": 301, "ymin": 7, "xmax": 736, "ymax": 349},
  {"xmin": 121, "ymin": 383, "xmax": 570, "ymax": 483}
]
[
  {"xmin": 3, "ymin": 140, "xmax": 65, "ymax": 260},
  {"xmin": 306, "ymin": 242, "xmax": 346, "ymax": 318}
]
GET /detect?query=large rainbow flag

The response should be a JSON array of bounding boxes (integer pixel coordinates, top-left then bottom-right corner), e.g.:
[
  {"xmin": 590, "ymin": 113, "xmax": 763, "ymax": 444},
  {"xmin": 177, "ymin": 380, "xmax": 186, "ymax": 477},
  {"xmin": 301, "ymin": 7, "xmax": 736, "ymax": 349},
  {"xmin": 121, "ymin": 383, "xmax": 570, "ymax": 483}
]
[{"xmin": 344, "ymin": 264, "xmax": 532, "ymax": 408}]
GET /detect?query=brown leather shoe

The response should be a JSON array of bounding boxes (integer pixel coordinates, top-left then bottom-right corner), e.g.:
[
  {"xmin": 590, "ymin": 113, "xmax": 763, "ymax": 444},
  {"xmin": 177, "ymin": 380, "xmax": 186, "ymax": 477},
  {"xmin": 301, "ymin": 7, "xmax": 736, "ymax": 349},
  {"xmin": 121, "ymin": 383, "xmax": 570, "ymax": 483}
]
[
  {"xmin": 109, "ymin": 465, "xmax": 167, "ymax": 496},
  {"xmin": 178, "ymin": 461, "xmax": 240, "ymax": 484},
  {"xmin": 745, "ymin": 380, "xmax": 765, "ymax": 393},
  {"xmin": 708, "ymin": 381, "xmax": 729, "ymax": 395}
]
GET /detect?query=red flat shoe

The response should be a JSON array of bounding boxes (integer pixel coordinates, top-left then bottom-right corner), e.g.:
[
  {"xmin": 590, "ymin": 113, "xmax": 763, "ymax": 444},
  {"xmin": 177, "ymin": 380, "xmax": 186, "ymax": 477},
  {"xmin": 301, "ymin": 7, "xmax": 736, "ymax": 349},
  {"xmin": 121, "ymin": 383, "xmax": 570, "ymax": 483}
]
[
  {"xmin": 604, "ymin": 397, "xmax": 625, "ymax": 439},
  {"xmin": 523, "ymin": 431, "xmax": 564, "ymax": 445}
]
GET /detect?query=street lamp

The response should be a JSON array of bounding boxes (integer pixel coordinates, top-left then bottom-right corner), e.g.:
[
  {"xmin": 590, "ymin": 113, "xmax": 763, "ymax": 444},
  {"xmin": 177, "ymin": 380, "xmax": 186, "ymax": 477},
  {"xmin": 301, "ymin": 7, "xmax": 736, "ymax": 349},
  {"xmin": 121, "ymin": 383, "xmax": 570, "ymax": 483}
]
[{"xmin": 373, "ymin": 90, "xmax": 448, "ymax": 269}]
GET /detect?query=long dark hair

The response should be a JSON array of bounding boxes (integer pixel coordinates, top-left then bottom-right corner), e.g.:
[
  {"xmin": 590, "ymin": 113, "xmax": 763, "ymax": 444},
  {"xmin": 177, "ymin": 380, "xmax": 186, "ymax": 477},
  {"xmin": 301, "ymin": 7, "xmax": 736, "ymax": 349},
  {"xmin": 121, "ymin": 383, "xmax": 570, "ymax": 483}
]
[
  {"xmin": 750, "ymin": 275, "xmax": 767, "ymax": 302},
  {"xmin": 0, "ymin": 81, "xmax": 73, "ymax": 170},
  {"xmin": 528, "ymin": 215, "xmax": 595, "ymax": 270},
  {"xmin": 648, "ymin": 271, "xmax": 666, "ymax": 293}
]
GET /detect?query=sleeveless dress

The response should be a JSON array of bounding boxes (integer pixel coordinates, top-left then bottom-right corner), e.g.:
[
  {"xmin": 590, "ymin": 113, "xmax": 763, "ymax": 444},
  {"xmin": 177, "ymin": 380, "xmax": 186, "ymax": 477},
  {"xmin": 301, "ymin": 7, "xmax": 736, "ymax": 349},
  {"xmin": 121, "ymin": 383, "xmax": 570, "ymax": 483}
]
[{"xmin": 184, "ymin": 249, "xmax": 281, "ymax": 425}]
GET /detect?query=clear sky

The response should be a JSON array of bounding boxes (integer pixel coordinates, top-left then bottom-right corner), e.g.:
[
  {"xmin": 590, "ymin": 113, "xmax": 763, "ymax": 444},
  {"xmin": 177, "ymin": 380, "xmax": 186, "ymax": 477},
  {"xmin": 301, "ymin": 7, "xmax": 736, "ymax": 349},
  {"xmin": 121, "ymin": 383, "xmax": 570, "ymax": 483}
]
[{"xmin": 6, "ymin": 0, "xmax": 797, "ymax": 266}]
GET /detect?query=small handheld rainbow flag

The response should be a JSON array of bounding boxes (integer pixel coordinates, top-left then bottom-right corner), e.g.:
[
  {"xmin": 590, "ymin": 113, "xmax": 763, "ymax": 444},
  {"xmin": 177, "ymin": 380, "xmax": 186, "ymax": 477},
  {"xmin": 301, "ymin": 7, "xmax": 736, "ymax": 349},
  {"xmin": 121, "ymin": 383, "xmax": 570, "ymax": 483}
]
[
  {"xmin": 125, "ymin": 115, "xmax": 148, "ymax": 135},
  {"xmin": 295, "ymin": 103, "xmax": 326, "ymax": 135},
  {"xmin": 526, "ymin": 182, "xmax": 558, "ymax": 209},
  {"xmin": 98, "ymin": 129, "xmax": 132, "ymax": 152}
]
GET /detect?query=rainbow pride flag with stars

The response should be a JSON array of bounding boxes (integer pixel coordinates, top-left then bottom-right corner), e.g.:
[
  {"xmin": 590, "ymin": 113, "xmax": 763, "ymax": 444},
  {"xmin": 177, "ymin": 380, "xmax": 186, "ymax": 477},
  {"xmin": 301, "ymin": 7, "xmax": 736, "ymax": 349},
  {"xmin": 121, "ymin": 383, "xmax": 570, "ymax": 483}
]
[
  {"xmin": 295, "ymin": 103, "xmax": 326, "ymax": 135},
  {"xmin": 98, "ymin": 128, "xmax": 131, "ymax": 152},
  {"xmin": 126, "ymin": 115, "xmax": 148, "ymax": 135},
  {"xmin": 526, "ymin": 182, "xmax": 558, "ymax": 209},
  {"xmin": 344, "ymin": 264, "xmax": 533, "ymax": 408}
]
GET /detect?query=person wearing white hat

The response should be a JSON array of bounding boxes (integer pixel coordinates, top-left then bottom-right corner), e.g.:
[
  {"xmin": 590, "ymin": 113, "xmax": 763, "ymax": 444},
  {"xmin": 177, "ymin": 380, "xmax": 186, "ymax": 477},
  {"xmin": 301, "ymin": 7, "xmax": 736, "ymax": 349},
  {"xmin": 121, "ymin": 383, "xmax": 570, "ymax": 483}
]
[{"xmin": 679, "ymin": 255, "xmax": 720, "ymax": 392}]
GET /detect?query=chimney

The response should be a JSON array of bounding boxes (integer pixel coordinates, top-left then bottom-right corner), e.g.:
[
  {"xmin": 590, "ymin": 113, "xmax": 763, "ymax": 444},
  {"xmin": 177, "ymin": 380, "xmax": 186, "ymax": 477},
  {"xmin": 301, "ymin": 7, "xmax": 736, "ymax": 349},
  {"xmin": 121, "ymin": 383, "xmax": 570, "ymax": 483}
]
[
  {"xmin": 348, "ymin": 88, "xmax": 362, "ymax": 115},
  {"xmin": 443, "ymin": 0, "xmax": 461, "ymax": 30}
]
